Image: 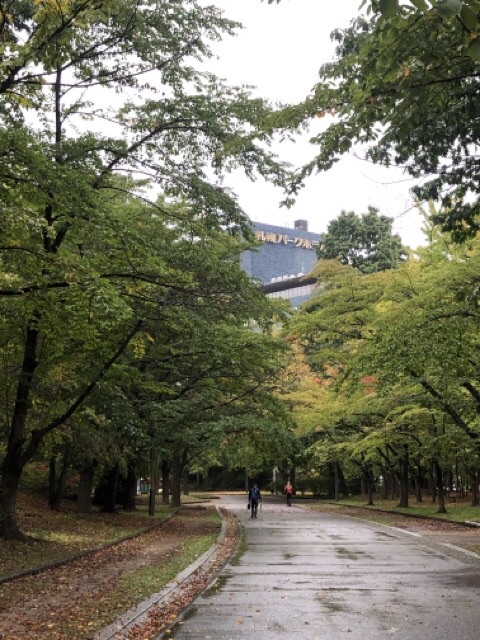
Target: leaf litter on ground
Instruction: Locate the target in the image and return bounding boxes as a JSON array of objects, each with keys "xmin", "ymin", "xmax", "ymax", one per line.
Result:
[{"xmin": 0, "ymin": 504, "xmax": 238, "ymax": 640}]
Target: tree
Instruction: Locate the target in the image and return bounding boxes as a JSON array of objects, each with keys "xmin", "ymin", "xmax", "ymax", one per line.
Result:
[
  {"xmin": 287, "ymin": 0, "xmax": 480, "ymax": 239},
  {"xmin": 368, "ymin": 0, "xmax": 480, "ymax": 41},
  {"xmin": 285, "ymin": 228, "xmax": 480, "ymax": 509},
  {"xmin": 317, "ymin": 207, "xmax": 407, "ymax": 273},
  {"xmin": 0, "ymin": 0, "xmax": 296, "ymax": 539}
]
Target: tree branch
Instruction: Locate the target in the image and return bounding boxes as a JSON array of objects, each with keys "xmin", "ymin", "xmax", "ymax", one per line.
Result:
[
  {"xmin": 410, "ymin": 370, "xmax": 479, "ymax": 441},
  {"xmin": 19, "ymin": 319, "xmax": 143, "ymax": 466}
]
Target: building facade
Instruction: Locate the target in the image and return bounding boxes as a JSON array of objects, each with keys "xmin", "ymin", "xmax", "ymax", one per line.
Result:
[{"xmin": 241, "ymin": 220, "xmax": 321, "ymax": 308}]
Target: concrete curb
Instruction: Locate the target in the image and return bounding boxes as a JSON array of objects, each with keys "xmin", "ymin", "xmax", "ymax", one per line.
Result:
[
  {"xmin": 94, "ymin": 506, "xmax": 236, "ymax": 640},
  {"xmin": 155, "ymin": 515, "xmax": 245, "ymax": 640}
]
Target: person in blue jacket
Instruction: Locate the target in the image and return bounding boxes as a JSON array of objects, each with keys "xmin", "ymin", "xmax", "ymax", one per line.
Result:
[{"xmin": 248, "ymin": 483, "xmax": 262, "ymax": 518}]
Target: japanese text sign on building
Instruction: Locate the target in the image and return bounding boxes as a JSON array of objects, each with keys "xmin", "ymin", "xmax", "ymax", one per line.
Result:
[{"xmin": 255, "ymin": 231, "xmax": 317, "ymax": 250}]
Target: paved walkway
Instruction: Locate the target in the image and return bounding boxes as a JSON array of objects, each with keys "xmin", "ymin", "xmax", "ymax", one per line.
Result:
[{"xmin": 162, "ymin": 495, "xmax": 480, "ymax": 640}]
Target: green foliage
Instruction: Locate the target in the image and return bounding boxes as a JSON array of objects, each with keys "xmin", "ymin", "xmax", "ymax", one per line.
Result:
[
  {"xmin": 0, "ymin": 0, "xmax": 299, "ymax": 537},
  {"xmin": 283, "ymin": 223, "xmax": 480, "ymax": 496},
  {"xmin": 288, "ymin": 0, "xmax": 480, "ymax": 238},
  {"xmin": 317, "ymin": 207, "xmax": 408, "ymax": 272}
]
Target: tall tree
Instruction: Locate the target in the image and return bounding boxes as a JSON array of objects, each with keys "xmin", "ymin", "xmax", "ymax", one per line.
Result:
[
  {"xmin": 318, "ymin": 207, "xmax": 407, "ymax": 273},
  {"xmin": 0, "ymin": 0, "xmax": 295, "ymax": 539},
  {"xmin": 287, "ymin": 0, "xmax": 480, "ymax": 238}
]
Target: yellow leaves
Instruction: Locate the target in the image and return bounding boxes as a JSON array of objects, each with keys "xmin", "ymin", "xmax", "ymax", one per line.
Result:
[
  {"xmin": 374, "ymin": 300, "xmax": 395, "ymax": 314},
  {"xmin": 33, "ymin": 0, "xmax": 74, "ymax": 9},
  {"xmin": 131, "ymin": 332, "xmax": 154, "ymax": 357},
  {"xmin": 132, "ymin": 335, "xmax": 146, "ymax": 359},
  {"xmin": 64, "ymin": 270, "xmax": 77, "ymax": 282},
  {"xmin": 395, "ymin": 67, "xmax": 410, "ymax": 81},
  {"xmin": 5, "ymin": 91, "xmax": 34, "ymax": 109},
  {"xmin": 0, "ymin": 10, "xmax": 13, "ymax": 23}
]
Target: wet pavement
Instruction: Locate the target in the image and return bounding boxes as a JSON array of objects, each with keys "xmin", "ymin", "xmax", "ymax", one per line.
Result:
[{"xmin": 162, "ymin": 495, "xmax": 480, "ymax": 640}]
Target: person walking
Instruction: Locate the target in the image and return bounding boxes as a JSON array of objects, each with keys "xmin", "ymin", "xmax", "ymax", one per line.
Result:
[
  {"xmin": 285, "ymin": 481, "xmax": 293, "ymax": 507},
  {"xmin": 248, "ymin": 483, "xmax": 262, "ymax": 518}
]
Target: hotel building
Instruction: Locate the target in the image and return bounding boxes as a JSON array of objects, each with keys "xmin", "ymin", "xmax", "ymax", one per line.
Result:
[{"xmin": 241, "ymin": 220, "xmax": 321, "ymax": 308}]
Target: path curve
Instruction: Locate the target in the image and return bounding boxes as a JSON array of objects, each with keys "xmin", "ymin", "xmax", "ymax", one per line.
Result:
[{"xmin": 163, "ymin": 494, "xmax": 480, "ymax": 640}]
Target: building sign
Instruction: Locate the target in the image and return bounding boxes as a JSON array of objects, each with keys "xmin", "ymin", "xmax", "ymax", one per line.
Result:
[{"xmin": 255, "ymin": 231, "xmax": 318, "ymax": 250}]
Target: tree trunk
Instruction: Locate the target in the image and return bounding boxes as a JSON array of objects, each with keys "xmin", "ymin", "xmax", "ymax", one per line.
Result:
[
  {"xmin": 362, "ymin": 469, "xmax": 374, "ymax": 505},
  {"xmin": 397, "ymin": 445, "xmax": 409, "ymax": 508},
  {"xmin": 171, "ymin": 451, "xmax": 182, "ymax": 508},
  {"xmin": 0, "ymin": 324, "xmax": 39, "ymax": 539},
  {"xmin": 181, "ymin": 449, "xmax": 189, "ymax": 496},
  {"xmin": 338, "ymin": 462, "xmax": 348, "ymax": 497},
  {"xmin": 182, "ymin": 464, "xmax": 190, "ymax": 496},
  {"xmin": 0, "ymin": 465, "xmax": 27, "ymax": 540},
  {"xmin": 50, "ymin": 443, "xmax": 72, "ymax": 511},
  {"xmin": 123, "ymin": 464, "xmax": 137, "ymax": 511},
  {"xmin": 391, "ymin": 470, "xmax": 398, "ymax": 500},
  {"xmin": 48, "ymin": 455, "xmax": 57, "ymax": 507},
  {"xmin": 334, "ymin": 461, "xmax": 340, "ymax": 501},
  {"xmin": 414, "ymin": 460, "xmax": 423, "ymax": 503},
  {"xmin": 360, "ymin": 474, "xmax": 367, "ymax": 501},
  {"xmin": 429, "ymin": 462, "xmax": 437, "ymax": 503},
  {"xmin": 471, "ymin": 472, "xmax": 479, "ymax": 507},
  {"xmin": 366, "ymin": 474, "xmax": 374, "ymax": 505},
  {"xmin": 435, "ymin": 460, "xmax": 447, "ymax": 514},
  {"xmin": 77, "ymin": 464, "xmax": 96, "ymax": 514},
  {"xmin": 161, "ymin": 459, "xmax": 170, "ymax": 505},
  {"xmin": 380, "ymin": 466, "xmax": 388, "ymax": 500},
  {"xmin": 149, "ymin": 448, "xmax": 157, "ymax": 517},
  {"xmin": 102, "ymin": 464, "xmax": 119, "ymax": 513}
]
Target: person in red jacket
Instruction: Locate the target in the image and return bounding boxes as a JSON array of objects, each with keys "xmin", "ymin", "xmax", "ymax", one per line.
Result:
[{"xmin": 285, "ymin": 481, "xmax": 293, "ymax": 507}]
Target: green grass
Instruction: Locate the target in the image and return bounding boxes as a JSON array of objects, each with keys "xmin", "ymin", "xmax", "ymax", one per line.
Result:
[
  {"xmin": 119, "ymin": 533, "xmax": 218, "ymax": 598},
  {"xmin": 317, "ymin": 497, "xmax": 480, "ymax": 523},
  {"xmin": 0, "ymin": 505, "xmax": 223, "ymax": 639},
  {"xmin": 187, "ymin": 492, "xmax": 220, "ymax": 501},
  {"xmin": 70, "ymin": 512, "xmax": 221, "ymax": 637}
]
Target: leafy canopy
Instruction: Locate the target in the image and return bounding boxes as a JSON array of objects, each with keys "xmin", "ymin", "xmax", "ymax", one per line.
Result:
[
  {"xmin": 285, "ymin": 0, "xmax": 480, "ymax": 239},
  {"xmin": 317, "ymin": 207, "xmax": 408, "ymax": 272}
]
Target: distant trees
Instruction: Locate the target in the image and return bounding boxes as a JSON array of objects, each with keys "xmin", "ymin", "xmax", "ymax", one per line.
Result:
[{"xmin": 317, "ymin": 207, "xmax": 407, "ymax": 273}]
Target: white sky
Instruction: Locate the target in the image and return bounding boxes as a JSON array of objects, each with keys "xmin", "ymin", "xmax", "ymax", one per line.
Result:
[{"xmin": 205, "ymin": 0, "xmax": 425, "ymax": 248}]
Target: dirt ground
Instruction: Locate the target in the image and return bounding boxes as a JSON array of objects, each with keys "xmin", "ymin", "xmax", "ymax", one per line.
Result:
[{"xmin": 0, "ymin": 506, "xmax": 236, "ymax": 640}]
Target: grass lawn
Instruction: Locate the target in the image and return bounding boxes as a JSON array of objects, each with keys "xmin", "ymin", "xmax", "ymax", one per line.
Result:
[
  {"xmin": 0, "ymin": 504, "xmax": 225, "ymax": 640},
  {"xmin": 0, "ymin": 492, "xmax": 176, "ymax": 578},
  {"xmin": 316, "ymin": 496, "xmax": 480, "ymax": 523}
]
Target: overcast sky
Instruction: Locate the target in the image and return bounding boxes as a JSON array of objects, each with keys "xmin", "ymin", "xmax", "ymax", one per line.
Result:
[{"xmin": 204, "ymin": 0, "xmax": 425, "ymax": 248}]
